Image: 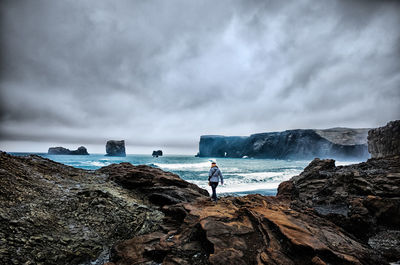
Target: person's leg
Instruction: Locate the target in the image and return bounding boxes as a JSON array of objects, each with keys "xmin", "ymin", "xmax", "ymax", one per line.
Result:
[{"xmin": 211, "ymin": 182, "xmax": 218, "ymax": 202}]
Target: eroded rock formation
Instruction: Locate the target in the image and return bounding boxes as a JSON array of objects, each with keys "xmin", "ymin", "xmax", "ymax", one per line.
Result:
[
  {"xmin": 109, "ymin": 195, "xmax": 383, "ymax": 265},
  {"xmin": 48, "ymin": 146, "xmax": 89, "ymax": 155},
  {"xmin": 277, "ymin": 120, "xmax": 400, "ymax": 263},
  {"xmin": 0, "ymin": 152, "xmax": 207, "ymax": 264},
  {"xmin": 106, "ymin": 140, "xmax": 126, "ymax": 157}
]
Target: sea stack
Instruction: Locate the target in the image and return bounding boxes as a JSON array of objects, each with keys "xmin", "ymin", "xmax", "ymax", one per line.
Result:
[
  {"xmin": 105, "ymin": 140, "xmax": 126, "ymax": 157},
  {"xmin": 48, "ymin": 146, "xmax": 89, "ymax": 155},
  {"xmin": 152, "ymin": 150, "xmax": 163, "ymax": 157}
]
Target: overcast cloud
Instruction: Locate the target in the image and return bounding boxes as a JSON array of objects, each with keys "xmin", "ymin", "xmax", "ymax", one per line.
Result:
[{"xmin": 1, "ymin": 0, "xmax": 399, "ymax": 153}]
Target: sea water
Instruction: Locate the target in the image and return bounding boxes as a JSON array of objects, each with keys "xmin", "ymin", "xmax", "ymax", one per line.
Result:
[{"xmin": 12, "ymin": 153, "xmax": 314, "ymax": 196}]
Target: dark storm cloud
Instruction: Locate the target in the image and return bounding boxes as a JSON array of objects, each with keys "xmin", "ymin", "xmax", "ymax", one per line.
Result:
[{"xmin": 1, "ymin": 0, "xmax": 400, "ymax": 152}]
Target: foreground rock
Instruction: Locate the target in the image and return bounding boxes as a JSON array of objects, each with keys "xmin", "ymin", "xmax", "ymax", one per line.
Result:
[
  {"xmin": 368, "ymin": 120, "xmax": 400, "ymax": 158},
  {"xmin": 278, "ymin": 157, "xmax": 400, "ymax": 261},
  {"xmin": 109, "ymin": 195, "xmax": 383, "ymax": 265},
  {"xmin": 278, "ymin": 120, "xmax": 400, "ymax": 262},
  {"xmin": 98, "ymin": 163, "xmax": 209, "ymax": 206},
  {"xmin": 0, "ymin": 152, "xmax": 207, "ymax": 264},
  {"xmin": 48, "ymin": 146, "xmax": 89, "ymax": 155},
  {"xmin": 106, "ymin": 140, "xmax": 126, "ymax": 156}
]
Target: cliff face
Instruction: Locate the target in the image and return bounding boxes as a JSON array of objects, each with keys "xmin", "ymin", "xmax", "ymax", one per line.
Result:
[
  {"xmin": 199, "ymin": 128, "xmax": 369, "ymax": 160},
  {"xmin": 368, "ymin": 120, "xmax": 400, "ymax": 158},
  {"xmin": 199, "ymin": 135, "xmax": 247, "ymax": 158}
]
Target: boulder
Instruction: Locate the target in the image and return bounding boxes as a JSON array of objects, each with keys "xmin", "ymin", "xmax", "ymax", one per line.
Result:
[
  {"xmin": 98, "ymin": 163, "xmax": 209, "ymax": 206},
  {"xmin": 48, "ymin": 146, "xmax": 89, "ymax": 155},
  {"xmin": 368, "ymin": 120, "xmax": 400, "ymax": 158},
  {"xmin": 106, "ymin": 140, "xmax": 126, "ymax": 157}
]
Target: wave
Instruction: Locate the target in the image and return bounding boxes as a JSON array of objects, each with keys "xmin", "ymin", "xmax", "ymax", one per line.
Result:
[
  {"xmin": 237, "ymin": 169, "xmax": 301, "ymax": 182},
  {"xmin": 186, "ymin": 169, "xmax": 301, "ymax": 194},
  {"xmin": 190, "ymin": 180, "xmax": 283, "ymax": 193},
  {"xmin": 153, "ymin": 161, "xmax": 212, "ymax": 171},
  {"xmin": 83, "ymin": 161, "xmax": 111, "ymax": 167},
  {"xmin": 336, "ymin": 161, "xmax": 361, "ymax": 166}
]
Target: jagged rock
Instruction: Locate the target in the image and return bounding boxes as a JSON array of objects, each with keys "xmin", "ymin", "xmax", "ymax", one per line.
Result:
[
  {"xmin": 98, "ymin": 163, "xmax": 209, "ymax": 206},
  {"xmin": 109, "ymin": 195, "xmax": 384, "ymax": 265},
  {"xmin": 199, "ymin": 128, "xmax": 369, "ymax": 160},
  {"xmin": 152, "ymin": 150, "xmax": 163, "ymax": 157},
  {"xmin": 0, "ymin": 152, "xmax": 163, "ymax": 265},
  {"xmin": 106, "ymin": 140, "xmax": 126, "ymax": 157},
  {"xmin": 48, "ymin": 146, "xmax": 89, "ymax": 155},
  {"xmin": 368, "ymin": 120, "xmax": 400, "ymax": 158},
  {"xmin": 277, "ymin": 156, "xmax": 400, "ymax": 262}
]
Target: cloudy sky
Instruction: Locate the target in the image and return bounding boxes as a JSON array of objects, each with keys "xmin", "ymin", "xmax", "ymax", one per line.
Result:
[{"xmin": 1, "ymin": 0, "xmax": 399, "ymax": 154}]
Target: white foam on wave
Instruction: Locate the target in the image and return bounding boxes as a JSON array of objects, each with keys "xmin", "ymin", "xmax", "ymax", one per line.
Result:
[
  {"xmin": 190, "ymin": 180, "xmax": 282, "ymax": 193},
  {"xmin": 237, "ymin": 169, "xmax": 300, "ymax": 182},
  {"xmin": 153, "ymin": 161, "xmax": 211, "ymax": 171},
  {"xmin": 336, "ymin": 161, "xmax": 361, "ymax": 166},
  {"xmin": 84, "ymin": 161, "xmax": 110, "ymax": 167},
  {"xmin": 187, "ymin": 169, "xmax": 301, "ymax": 194}
]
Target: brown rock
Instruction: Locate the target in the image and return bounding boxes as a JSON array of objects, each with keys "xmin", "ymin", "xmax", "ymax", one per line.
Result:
[
  {"xmin": 110, "ymin": 195, "xmax": 383, "ymax": 265},
  {"xmin": 277, "ymin": 155, "xmax": 400, "ymax": 262},
  {"xmin": 98, "ymin": 163, "xmax": 209, "ymax": 206}
]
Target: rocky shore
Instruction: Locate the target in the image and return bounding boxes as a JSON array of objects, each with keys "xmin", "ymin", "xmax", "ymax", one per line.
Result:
[{"xmin": 0, "ymin": 120, "xmax": 399, "ymax": 264}]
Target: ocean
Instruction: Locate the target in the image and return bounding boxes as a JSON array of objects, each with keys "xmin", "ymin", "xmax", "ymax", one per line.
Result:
[{"xmin": 11, "ymin": 153, "xmax": 353, "ymax": 196}]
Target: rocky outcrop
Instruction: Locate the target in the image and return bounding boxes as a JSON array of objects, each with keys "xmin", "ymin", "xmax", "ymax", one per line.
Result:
[
  {"xmin": 199, "ymin": 128, "xmax": 369, "ymax": 160},
  {"xmin": 98, "ymin": 163, "xmax": 208, "ymax": 206},
  {"xmin": 106, "ymin": 140, "xmax": 126, "ymax": 157},
  {"xmin": 109, "ymin": 195, "xmax": 383, "ymax": 265},
  {"xmin": 277, "ymin": 121, "xmax": 400, "ymax": 263},
  {"xmin": 152, "ymin": 150, "xmax": 163, "ymax": 157},
  {"xmin": 368, "ymin": 120, "xmax": 400, "ymax": 158},
  {"xmin": 48, "ymin": 146, "xmax": 89, "ymax": 155},
  {"xmin": 0, "ymin": 152, "xmax": 208, "ymax": 265}
]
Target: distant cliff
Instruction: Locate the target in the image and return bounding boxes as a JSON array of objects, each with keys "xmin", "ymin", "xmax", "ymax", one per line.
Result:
[{"xmin": 199, "ymin": 128, "xmax": 370, "ymax": 160}]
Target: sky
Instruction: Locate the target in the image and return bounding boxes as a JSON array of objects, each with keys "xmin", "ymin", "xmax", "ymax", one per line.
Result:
[{"xmin": 1, "ymin": 0, "xmax": 399, "ymax": 154}]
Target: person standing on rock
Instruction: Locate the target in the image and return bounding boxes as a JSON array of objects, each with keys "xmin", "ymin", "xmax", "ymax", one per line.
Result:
[{"xmin": 208, "ymin": 161, "xmax": 223, "ymax": 202}]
